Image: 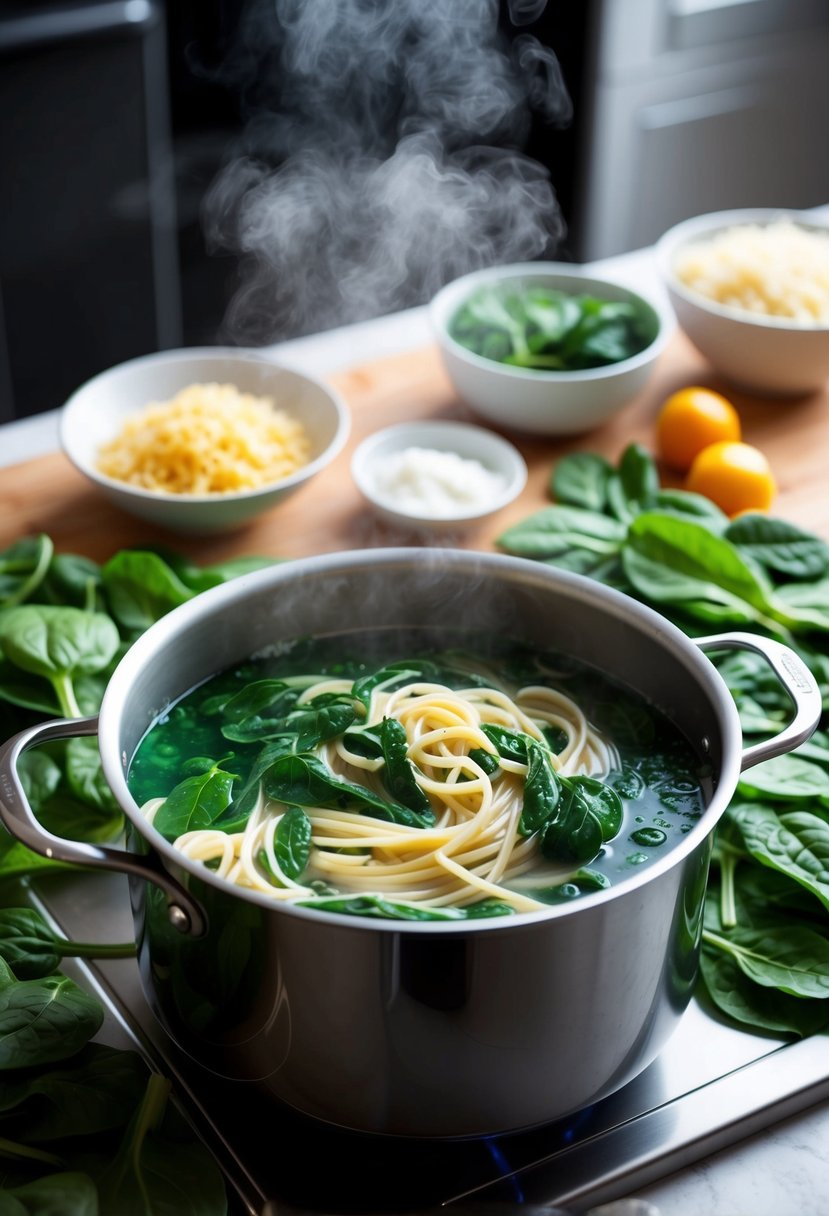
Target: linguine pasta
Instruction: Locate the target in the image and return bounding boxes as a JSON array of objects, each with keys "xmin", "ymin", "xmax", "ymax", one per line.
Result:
[{"xmin": 144, "ymin": 672, "xmax": 618, "ymax": 915}]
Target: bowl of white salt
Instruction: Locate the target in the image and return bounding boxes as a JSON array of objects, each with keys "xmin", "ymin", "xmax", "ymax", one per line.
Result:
[{"xmin": 350, "ymin": 420, "xmax": 527, "ymax": 532}]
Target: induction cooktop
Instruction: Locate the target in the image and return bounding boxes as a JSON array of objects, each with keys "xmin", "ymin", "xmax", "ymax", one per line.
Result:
[{"xmin": 32, "ymin": 871, "xmax": 829, "ymax": 1216}]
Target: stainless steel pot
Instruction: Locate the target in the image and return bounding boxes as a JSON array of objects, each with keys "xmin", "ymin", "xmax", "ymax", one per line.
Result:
[{"xmin": 0, "ymin": 549, "xmax": 820, "ymax": 1138}]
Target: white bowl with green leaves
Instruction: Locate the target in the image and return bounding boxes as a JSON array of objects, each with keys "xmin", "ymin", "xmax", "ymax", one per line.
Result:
[{"xmin": 430, "ymin": 262, "xmax": 674, "ymax": 436}]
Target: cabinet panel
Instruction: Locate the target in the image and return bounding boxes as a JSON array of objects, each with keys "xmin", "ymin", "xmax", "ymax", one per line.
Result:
[{"xmin": 578, "ymin": 32, "xmax": 829, "ymax": 259}]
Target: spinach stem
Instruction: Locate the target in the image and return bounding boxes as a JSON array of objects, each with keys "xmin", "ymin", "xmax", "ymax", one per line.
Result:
[
  {"xmin": 701, "ymin": 928, "xmax": 735, "ymax": 957},
  {"xmin": 57, "ymin": 939, "xmax": 137, "ymax": 960},
  {"xmin": 131, "ymin": 1073, "xmax": 172, "ymax": 1160},
  {"xmin": 52, "ymin": 672, "xmax": 81, "ymax": 719},
  {"xmin": 106, "ymin": 1073, "xmax": 172, "ymax": 1197},
  {"xmin": 0, "ymin": 1135, "xmax": 64, "ymax": 1167},
  {"xmin": 719, "ymin": 850, "xmax": 739, "ymax": 929}
]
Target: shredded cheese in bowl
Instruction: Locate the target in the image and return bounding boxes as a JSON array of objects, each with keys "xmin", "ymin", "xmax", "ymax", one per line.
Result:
[
  {"xmin": 673, "ymin": 219, "xmax": 829, "ymax": 324},
  {"xmin": 96, "ymin": 382, "xmax": 312, "ymax": 495}
]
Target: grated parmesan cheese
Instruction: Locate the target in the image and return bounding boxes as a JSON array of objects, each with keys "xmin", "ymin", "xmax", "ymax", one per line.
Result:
[
  {"xmin": 674, "ymin": 219, "xmax": 829, "ymax": 324},
  {"xmin": 371, "ymin": 446, "xmax": 507, "ymax": 518},
  {"xmin": 96, "ymin": 382, "xmax": 311, "ymax": 495}
]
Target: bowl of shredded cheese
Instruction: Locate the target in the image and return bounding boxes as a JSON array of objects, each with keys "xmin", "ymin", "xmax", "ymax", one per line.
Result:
[
  {"xmin": 351, "ymin": 419, "xmax": 527, "ymax": 531},
  {"xmin": 60, "ymin": 347, "xmax": 350, "ymax": 532},
  {"xmin": 656, "ymin": 207, "xmax": 829, "ymax": 395}
]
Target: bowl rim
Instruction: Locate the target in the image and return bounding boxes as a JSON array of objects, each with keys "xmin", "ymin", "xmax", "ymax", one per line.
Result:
[
  {"xmin": 429, "ymin": 260, "xmax": 674, "ymax": 383},
  {"xmin": 654, "ymin": 207, "xmax": 829, "ymax": 334},
  {"xmin": 59, "ymin": 345, "xmax": 351, "ymax": 504},
  {"xmin": 350, "ymin": 418, "xmax": 528, "ymax": 524}
]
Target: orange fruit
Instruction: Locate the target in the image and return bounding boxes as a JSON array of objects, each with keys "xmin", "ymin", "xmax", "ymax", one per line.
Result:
[
  {"xmin": 656, "ymin": 387, "xmax": 741, "ymax": 472},
  {"xmin": 685, "ymin": 441, "xmax": 777, "ymax": 517}
]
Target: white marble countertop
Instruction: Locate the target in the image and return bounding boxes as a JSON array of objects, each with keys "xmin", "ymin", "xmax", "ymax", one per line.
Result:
[{"xmin": 2, "ymin": 237, "xmax": 829, "ymax": 1216}]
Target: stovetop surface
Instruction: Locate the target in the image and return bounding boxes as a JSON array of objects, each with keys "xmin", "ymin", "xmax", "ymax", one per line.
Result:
[{"xmin": 33, "ymin": 872, "xmax": 829, "ymax": 1216}]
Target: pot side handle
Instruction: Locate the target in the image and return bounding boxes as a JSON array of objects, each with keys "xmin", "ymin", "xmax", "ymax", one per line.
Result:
[
  {"xmin": 0, "ymin": 716, "xmax": 206, "ymax": 936},
  {"xmin": 695, "ymin": 631, "xmax": 822, "ymax": 772}
]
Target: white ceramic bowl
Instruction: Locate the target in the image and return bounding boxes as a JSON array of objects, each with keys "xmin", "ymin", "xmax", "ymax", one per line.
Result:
[
  {"xmin": 429, "ymin": 262, "xmax": 673, "ymax": 436},
  {"xmin": 350, "ymin": 420, "xmax": 527, "ymax": 532},
  {"xmin": 60, "ymin": 347, "xmax": 350, "ymax": 533},
  {"xmin": 655, "ymin": 208, "xmax": 829, "ymax": 396}
]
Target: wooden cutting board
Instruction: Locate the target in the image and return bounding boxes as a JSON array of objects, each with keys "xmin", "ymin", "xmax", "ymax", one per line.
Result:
[{"xmin": 2, "ymin": 333, "xmax": 829, "ymax": 564}]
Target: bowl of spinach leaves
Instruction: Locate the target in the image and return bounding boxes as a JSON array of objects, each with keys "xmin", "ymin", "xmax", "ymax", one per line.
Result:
[{"xmin": 430, "ymin": 262, "xmax": 673, "ymax": 436}]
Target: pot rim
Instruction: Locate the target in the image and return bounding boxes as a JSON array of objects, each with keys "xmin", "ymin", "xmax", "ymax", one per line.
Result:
[{"xmin": 99, "ymin": 547, "xmax": 743, "ymax": 933}]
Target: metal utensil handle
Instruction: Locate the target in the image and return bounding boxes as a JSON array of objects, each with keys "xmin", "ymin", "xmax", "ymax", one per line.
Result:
[
  {"xmin": 695, "ymin": 631, "xmax": 822, "ymax": 771},
  {"xmin": 0, "ymin": 716, "xmax": 206, "ymax": 936}
]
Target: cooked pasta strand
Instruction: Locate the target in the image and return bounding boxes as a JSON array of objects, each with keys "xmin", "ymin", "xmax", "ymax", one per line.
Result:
[{"xmin": 147, "ymin": 669, "xmax": 616, "ymax": 913}]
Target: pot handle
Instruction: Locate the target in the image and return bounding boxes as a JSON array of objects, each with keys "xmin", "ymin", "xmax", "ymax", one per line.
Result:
[
  {"xmin": 694, "ymin": 631, "xmax": 822, "ymax": 772},
  {"xmin": 0, "ymin": 716, "xmax": 206, "ymax": 936}
]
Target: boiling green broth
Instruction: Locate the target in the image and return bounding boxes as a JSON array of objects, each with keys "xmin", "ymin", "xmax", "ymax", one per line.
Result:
[{"xmin": 128, "ymin": 629, "xmax": 709, "ymax": 916}]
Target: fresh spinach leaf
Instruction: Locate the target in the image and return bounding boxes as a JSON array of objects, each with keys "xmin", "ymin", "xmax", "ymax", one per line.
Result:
[
  {"xmin": 17, "ymin": 752, "xmax": 62, "ymax": 815},
  {"xmin": 64, "ymin": 737, "xmax": 119, "ymax": 813},
  {"xmin": 622, "ymin": 513, "xmax": 780, "ymax": 628},
  {"xmin": 94, "ymin": 1074, "xmax": 227, "ymax": 1216},
  {"xmin": 0, "ymin": 606, "xmax": 119, "ymax": 719},
  {"xmin": 725, "ymin": 513, "xmax": 829, "ymax": 580},
  {"xmin": 448, "ymin": 284, "xmax": 654, "ymax": 371},
  {"xmin": 0, "ymin": 909, "xmax": 134, "ymax": 980},
  {"xmin": 0, "ymin": 1043, "xmax": 147, "ymax": 1142},
  {"xmin": 0, "ymin": 958, "xmax": 103, "ymax": 1070},
  {"xmin": 150, "ymin": 549, "xmax": 276, "ymax": 595},
  {"xmin": 699, "ymin": 948, "xmax": 829, "ymax": 1038},
  {"xmin": 40, "ymin": 554, "xmax": 102, "ymax": 613},
  {"xmin": 0, "ymin": 1171, "xmax": 98, "ymax": 1215},
  {"xmin": 549, "ymin": 452, "xmax": 614, "ymax": 513},
  {"xmin": 100, "ymin": 551, "xmax": 194, "ymax": 636},
  {"xmin": 653, "ymin": 488, "xmax": 729, "ymax": 525},
  {"xmin": 737, "ymin": 753, "xmax": 829, "ymax": 803},
  {"xmin": 0, "ymin": 536, "xmax": 54, "ymax": 609},
  {"xmin": 702, "ymin": 923, "xmax": 829, "ymax": 998},
  {"xmin": 606, "ymin": 442, "xmax": 659, "ymax": 523},
  {"xmin": 731, "ymin": 804, "xmax": 829, "ymax": 912},
  {"xmin": 497, "ymin": 505, "xmax": 625, "ymax": 562}
]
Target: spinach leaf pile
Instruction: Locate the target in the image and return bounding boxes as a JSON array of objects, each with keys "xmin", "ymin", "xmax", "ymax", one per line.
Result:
[
  {"xmin": 448, "ymin": 284, "xmax": 656, "ymax": 370},
  {"xmin": 0, "ymin": 535, "xmax": 276, "ymax": 1211},
  {"xmin": 498, "ymin": 443, "xmax": 829, "ymax": 1038},
  {"xmin": 0, "ymin": 535, "xmax": 276, "ymax": 867},
  {"xmin": 0, "ymin": 906, "xmax": 227, "ymax": 1212}
]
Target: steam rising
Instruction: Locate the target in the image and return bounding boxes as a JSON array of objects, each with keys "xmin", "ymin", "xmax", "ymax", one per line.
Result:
[{"xmin": 203, "ymin": 0, "xmax": 571, "ymax": 343}]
